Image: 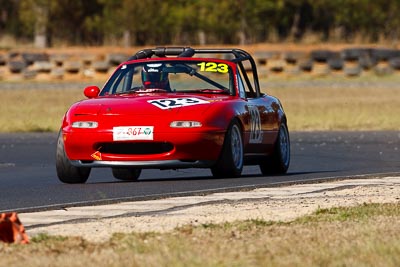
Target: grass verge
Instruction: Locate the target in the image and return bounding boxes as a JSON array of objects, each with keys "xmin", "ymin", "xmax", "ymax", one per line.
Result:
[
  {"xmin": 1, "ymin": 77, "xmax": 400, "ymax": 132},
  {"xmin": 266, "ymin": 78, "xmax": 400, "ymax": 131},
  {"xmin": 1, "ymin": 203, "xmax": 399, "ymax": 266}
]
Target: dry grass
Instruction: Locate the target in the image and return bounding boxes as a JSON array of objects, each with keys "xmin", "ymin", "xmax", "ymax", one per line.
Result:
[
  {"xmin": 0, "ymin": 77, "xmax": 399, "ymax": 132},
  {"xmin": 0, "ymin": 87, "xmax": 84, "ymax": 132},
  {"xmin": 269, "ymin": 85, "xmax": 400, "ymax": 131},
  {"xmin": 1, "ymin": 203, "xmax": 399, "ymax": 267},
  {"xmin": 265, "ymin": 76, "xmax": 400, "ymax": 131}
]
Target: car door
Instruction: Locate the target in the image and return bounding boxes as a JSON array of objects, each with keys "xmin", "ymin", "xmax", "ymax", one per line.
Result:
[{"xmin": 237, "ymin": 71, "xmax": 277, "ymax": 153}]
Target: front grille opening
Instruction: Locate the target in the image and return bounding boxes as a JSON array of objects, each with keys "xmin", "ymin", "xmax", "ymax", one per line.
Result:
[{"xmin": 98, "ymin": 142, "xmax": 174, "ymax": 155}]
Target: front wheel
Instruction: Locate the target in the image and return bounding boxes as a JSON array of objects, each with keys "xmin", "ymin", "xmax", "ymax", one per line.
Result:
[
  {"xmin": 260, "ymin": 123, "xmax": 290, "ymax": 175},
  {"xmin": 112, "ymin": 168, "xmax": 142, "ymax": 181},
  {"xmin": 211, "ymin": 120, "xmax": 243, "ymax": 178},
  {"xmin": 56, "ymin": 132, "xmax": 91, "ymax": 184}
]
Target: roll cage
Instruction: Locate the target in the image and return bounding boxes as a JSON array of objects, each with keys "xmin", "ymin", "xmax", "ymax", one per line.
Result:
[{"xmin": 127, "ymin": 47, "xmax": 261, "ymax": 98}]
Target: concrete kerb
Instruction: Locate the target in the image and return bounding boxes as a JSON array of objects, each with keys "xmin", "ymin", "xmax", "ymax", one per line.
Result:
[{"xmin": 18, "ymin": 173, "xmax": 400, "ymax": 231}]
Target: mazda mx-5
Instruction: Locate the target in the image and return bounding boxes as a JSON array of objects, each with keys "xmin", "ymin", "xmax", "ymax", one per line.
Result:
[{"xmin": 56, "ymin": 47, "xmax": 290, "ymax": 183}]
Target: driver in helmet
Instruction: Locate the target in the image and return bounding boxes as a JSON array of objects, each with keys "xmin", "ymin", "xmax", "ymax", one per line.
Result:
[{"xmin": 141, "ymin": 63, "xmax": 171, "ymax": 91}]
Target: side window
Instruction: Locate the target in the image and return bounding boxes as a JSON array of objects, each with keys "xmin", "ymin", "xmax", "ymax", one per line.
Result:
[
  {"xmin": 237, "ymin": 65, "xmax": 256, "ymax": 98},
  {"xmin": 237, "ymin": 73, "xmax": 246, "ymax": 98}
]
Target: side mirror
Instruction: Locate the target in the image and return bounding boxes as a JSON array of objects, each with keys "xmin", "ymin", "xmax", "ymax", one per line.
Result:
[{"xmin": 84, "ymin": 86, "xmax": 100, "ymax": 98}]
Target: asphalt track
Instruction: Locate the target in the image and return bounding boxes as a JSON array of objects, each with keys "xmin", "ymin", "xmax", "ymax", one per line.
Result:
[{"xmin": 0, "ymin": 131, "xmax": 399, "ymax": 213}]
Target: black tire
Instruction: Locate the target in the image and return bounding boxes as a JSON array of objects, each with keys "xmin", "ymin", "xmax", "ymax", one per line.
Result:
[
  {"xmin": 358, "ymin": 55, "xmax": 377, "ymax": 70},
  {"xmin": 260, "ymin": 123, "xmax": 290, "ymax": 175},
  {"xmin": 112, "ymin": 168, "xmax": 141, "ymax": 181},
  {"xmin": 107, "ymin": 53, "xmax": 129, "ymax": 66},
  {"xmin": 298, "ymin": 59, "xmax": 313, "ymax": 72},
  {"xmin": 0, "ymin": 54, "xmax": 6, "ymax": 65},
  {"xmin": 341, "ymin": 48, "xmax": 368, "ymax": 61},
  {"xmin": 283, "ymin": 51, "xmax": 306, "ymax": 64},
  {"xmin": 370, "ymin": 48, "xmax": 400, "ymax": 61},
  {"xmin": 211, "ymin": 120, "xmax": 243, "ymax": 178},
  {"xmin": 92, "ymin": 61, "xmax": 110, "ymax": 73},
  {"xmin": 56, "ymin": 132, "xmax": 91, "ymax": 184},
  {"xmin": 22, "ymin": 52, "xmax": 49, "ymax": 64},
  {"xmin": 327, "ymin": 57, "xmax": 344, "ymax": 70},
  {"xmin": 311, "ymin": 49, "xmax": 334, "ymax": 62},
  {"xmin": 9, "ymin": 61, "xmax": 26, "ymax": 73},
  {"xmin": 343, "ymin": 66, "xmax": 362, "ymax": 77},
  {"xmin": 389, "ymin": 57, "xmax": 400, "ymax": 70}
]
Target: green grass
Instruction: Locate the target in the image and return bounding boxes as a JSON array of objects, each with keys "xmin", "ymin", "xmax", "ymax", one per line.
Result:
[{"xmin": 1, "ymin": 203, "xmax": 399, "ymax": 267}]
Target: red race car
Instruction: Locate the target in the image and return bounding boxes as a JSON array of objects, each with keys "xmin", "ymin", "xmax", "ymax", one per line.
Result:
[{"xmin": 56, "ymin": 47, "xmax": 290, "ymax": 183}]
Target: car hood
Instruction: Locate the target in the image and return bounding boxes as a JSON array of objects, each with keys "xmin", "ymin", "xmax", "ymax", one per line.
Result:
[{"xmin": 72, "ymin": 93, "xmax": 232, "ymax": 116}]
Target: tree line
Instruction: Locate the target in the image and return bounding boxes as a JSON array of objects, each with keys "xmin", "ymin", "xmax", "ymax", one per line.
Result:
[{"xmin": 0, "ymin": 0, "xmax": 399, "ymax": 48}]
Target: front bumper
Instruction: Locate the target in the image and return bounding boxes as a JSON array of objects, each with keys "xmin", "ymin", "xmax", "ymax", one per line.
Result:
[
  {"xmin": 70, "ymin": 159, "xmax": 215, "ymax": 168},
  {"xmin": 63, "ymin": 129, "xmax": 225, "ymax": 164}
]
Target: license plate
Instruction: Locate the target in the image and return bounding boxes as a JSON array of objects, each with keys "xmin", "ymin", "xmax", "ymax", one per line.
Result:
[{"xmin": 113, "ymin": 126, "xmax": 154, "ymax": 141}]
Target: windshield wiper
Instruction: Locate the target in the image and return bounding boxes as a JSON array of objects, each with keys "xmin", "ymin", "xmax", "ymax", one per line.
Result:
[
  {"xmin": 134, "ymin": 88, "xmax": 168, "ymax": 93},
  {"xmin": 116, "ymin": 88, "xmax": 168, "ymax": 95},
  {"xmin": 196, "ymin": 89, "xmax": 229, "ymax": 94}
]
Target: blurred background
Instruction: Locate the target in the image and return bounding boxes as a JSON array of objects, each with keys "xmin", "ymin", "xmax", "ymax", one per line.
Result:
[
  {"xmin": 2, "ymin": 0, "xmax": 400, "ymax": 81},
  {"xmin": 0, "ymin": 0, "xmax": 399, "ymax": 132},
  {"xmin": 1, "ymin": 0, "xmax": 400, "ymax": 47}
]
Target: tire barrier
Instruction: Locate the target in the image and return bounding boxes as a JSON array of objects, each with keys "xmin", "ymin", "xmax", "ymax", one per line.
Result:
[
  {"xmin": 370, "ymin": 48, "xmax": 400, "ymax": 61},
  {"xmin": 21, "ymin": 52, "xmax": 49, "ymax": 65},
  {"xmin": 311, "ymin": 49, "xmax": 336, "ymax": 62},
  {"xmin": 283, "ymin": 51, "xmax": 307, "ymax": 64},
  {"xmin": 341, "ymin": 48, "xmax": 374, "ymax": 62},
  {"xmin": 327, "ymin": 57, "xmax": 344, "ymax": 70},
  {"xmin": 0, "ymin": 54, "xmax": 6, "ymax": 65},
  {"xmin": 298, "ymin": 59, "xmax": 313, "ymax": 72},
  {"xmin": 8, "ymin": 60, "xmax": 26, "ymax": 73},
  {"xmin": 2, "ymin": 47, "xmax": 400, "ymax": 81},
  {"xmin": 343, "ymin": 65, "xmax": 362, "ymax": 77},
  {"xmin": 92, "ymin": 61, "xmax": 111, "ymax": 73},
  {"xmin": 358, "ymin": 55, "xmax": 377, "ymax": 70},
  {"xmin": 389, "ymin": 57, "xmax": 400, "ymax": 70},
  {"xmin": 106, "ymin": 53, "xmax": 130, "ymax": 66}
]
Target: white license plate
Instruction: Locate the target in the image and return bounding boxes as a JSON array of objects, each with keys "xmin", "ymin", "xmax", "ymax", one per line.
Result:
[{"xmin": 113, "ymin": 126, "xmax": 154, "ymax": 141}]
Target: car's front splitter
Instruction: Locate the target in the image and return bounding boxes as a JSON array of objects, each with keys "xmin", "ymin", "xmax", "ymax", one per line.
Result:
[{"xmin": 70, "ymin": 159, "xmax": 215, "ymax": 169}]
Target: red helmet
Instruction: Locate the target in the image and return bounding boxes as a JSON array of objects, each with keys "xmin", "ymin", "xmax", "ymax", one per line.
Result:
[{"xmin": 141, "ymin": 63, "xmax": 169, "ymax": 89}]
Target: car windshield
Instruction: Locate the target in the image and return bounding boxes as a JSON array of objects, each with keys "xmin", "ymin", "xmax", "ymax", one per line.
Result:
[{"xmin": 100, "ymin": 59, "xmax": 234, "ymax": 96}]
